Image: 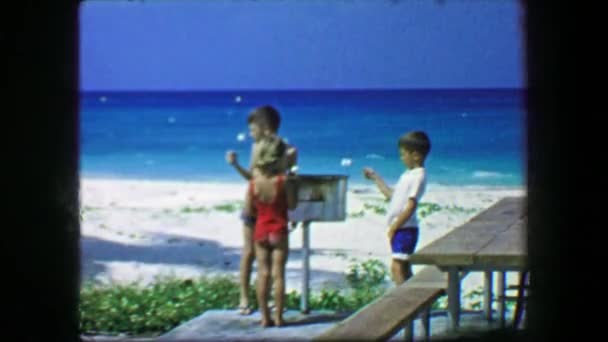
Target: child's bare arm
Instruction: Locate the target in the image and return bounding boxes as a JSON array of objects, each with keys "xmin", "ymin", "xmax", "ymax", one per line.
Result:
[
  {"xmin": 226, "ymin": 150, "xmax": 253, "ymax": 180},
  {"xmin": 387, "ymin": 198, "xmax": 417, "ymax": 240},
  {"xmin": 285, "ymin": 175, "xmax": 299, "ymax": 210},
  {"xmin": 363, "ymin": 167, "xmax": 393, "ymax": 200},
  {"xmin": 285, "ymin": 145, "xmax": 298, "ymax": 174},
  {"xmin": 245, "ymin": 181, "xmax": 255, "ymax": 217}
]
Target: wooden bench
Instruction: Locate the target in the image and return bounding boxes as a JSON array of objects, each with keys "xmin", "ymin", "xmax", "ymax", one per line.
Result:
[{"xmin": 314, "ymin": 266, "xmax": 451, "ymax": 342}]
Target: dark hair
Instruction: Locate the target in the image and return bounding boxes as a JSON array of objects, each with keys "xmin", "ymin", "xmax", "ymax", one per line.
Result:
[
  {"xmin": 247, "ymin": 105, "xmax": 281, "ymax": 132},
  {"xmin": 398, "ymin": 131, "xmax": 431, "ymax": 156}
]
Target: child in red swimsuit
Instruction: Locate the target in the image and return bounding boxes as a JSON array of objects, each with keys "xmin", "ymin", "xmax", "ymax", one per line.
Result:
[{"xmin": 246, "ymin": 136, "xmax": 298, "ymax": 327}]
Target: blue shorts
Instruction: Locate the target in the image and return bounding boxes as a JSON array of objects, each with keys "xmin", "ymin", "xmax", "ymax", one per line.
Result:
[
  {"xmin": 391, "ymin": 227, "xmax": 419, "ymax": 260},
  {"xmin": 240, "ymin": 212, "xmax": 256, "ymax": 227}
]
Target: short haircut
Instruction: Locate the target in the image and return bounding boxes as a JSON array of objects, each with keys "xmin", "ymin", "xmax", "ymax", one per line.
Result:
[
  {"xmin": 247, "ymin": 105, "xmax": 281, "ymax": 132},
  {"xmin": 398, "ymin": 131, "xmax": 431, "ymax": 157}
]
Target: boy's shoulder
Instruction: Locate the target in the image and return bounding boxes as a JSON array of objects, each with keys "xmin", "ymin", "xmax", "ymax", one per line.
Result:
[
  {"xmin": 268, "ymin": 134, "xmax": 295, "ymax": 151},
  {"xmin": 272, "ymin": 134, "xmax": 292, "ymax": 147},
  {"xmin": 401, "ymin": 167, "xmax": 426, "ymax": 181},
  {"xmin": 410, "ymin": 167, "xmax": 426, "ymax": 176},
  {"xmin": 408, "ymin": 167, "xmax": 425, "ymax": 174}
]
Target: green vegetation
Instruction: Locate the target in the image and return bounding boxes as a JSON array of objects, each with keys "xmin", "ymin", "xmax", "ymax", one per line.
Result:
[
  {"xmin": 348, "ymin": 210, "xmax": 365, "ymax": 218},
  {"xmin": 80, "ymin": 276, "xmax": 243, "ymax": 336},
  {"xmin": 434, "ymin": 285, "xmax": 518, "ymax": 312},
  {"xmin": 363, "ymin": 202, "xmax": 387, "ymax": 215},
  {"xmin": 417, "ymin": 202, "xmax": 442, "ymax": 218},
  {"xmin": 179, "ymin": 206, "xmax": 210, "ymax": 214},
  {"xmin": 178, "ymin": 201, "xmax": 243, "ymax": 214},
  {"xmin": 212, "ymin": 201, "xmax": 243, "ymax": 213},
  {"xmin": 79, "ymin": 259, "xmax": 389, "ymax": 336},
  {"xmin": 442, "ymin": 205, "xmax": 480, "ymax": 215},
  {"xmin": 348, "ymin": 201, "xmax": 469, "ymax": 219},
  {"xmin": 463, "ymin": 286, "xmax": 484, "ymax": 310},
  {"xmin": 79, "ymin": 259, "xmax": 494, "ymax": 337}
]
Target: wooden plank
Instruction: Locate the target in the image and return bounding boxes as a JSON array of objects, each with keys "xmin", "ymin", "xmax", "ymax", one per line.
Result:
[
  {"xmin": 314, "ymin": 266, "xmax": 446, "ymax": 341},
  {"xmin": 406, "ymin": 266, "xmax": 448, "ymax": 289},
  {"xmin": 474, "ymin": 220, "xmax": 527, "ymax": 269},
  {"xmin": 314, "ymin": 287, "xmax": 444, "ymax": 341},
  {"xmin": 410, "ymin": 196, "xmax": 524, "ymax": 267},
  {"xmin": 468, "ymin": 196, "xmax": 525, "ymax": 223},
  {"xmin": 410, "ymin": 220, "xmax": 514, "ymax": 266}
]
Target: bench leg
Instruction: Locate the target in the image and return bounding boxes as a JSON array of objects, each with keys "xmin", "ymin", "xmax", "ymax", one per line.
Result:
[
  {"xmin": 512, "ymin": 271, "xmax": 528, "ymax": 329},
  {"xmin": 404, "ymin": 320, "xmax": 414, "ymax": 342},
  {"xmin": 497, "ymin": 271, "xmax": 506, "ymax": 328},
  {"xmin": 447, "ymin": 267, "xmax": 461, "ymax": 332},
  {"xmin": 422, "ymin": 307, "xmax": 431, "ymax": 342},
  {"xmin": 483, "ymin": 271, "xmax": 493, "ymax": 322}
]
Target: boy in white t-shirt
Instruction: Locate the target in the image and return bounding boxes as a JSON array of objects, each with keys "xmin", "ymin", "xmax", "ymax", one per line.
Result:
[{"xmin": 363, "ymin": 131, "xmax": 431, "ymax": 285}]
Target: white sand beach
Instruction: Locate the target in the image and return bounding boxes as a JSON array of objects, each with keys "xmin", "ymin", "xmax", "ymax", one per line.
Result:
[{"xmin": 79, "ymin": 177, "xmax": 525, "ymax": 308}]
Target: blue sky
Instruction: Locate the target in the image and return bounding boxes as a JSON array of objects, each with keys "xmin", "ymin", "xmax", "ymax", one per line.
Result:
[{"xmin": 79, "ymin": 0, "xmax": 524, "ymax": 91}]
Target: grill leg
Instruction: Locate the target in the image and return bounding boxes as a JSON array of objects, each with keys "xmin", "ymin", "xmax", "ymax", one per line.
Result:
[{"xmin": 300, "ymin": 221, "xmax": 311, "ymax": 314}]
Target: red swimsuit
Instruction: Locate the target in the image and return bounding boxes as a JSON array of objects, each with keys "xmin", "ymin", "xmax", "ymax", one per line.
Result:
[{"xmin": 250, "ymin": 175, "xmax": 288, "ymax": 243}]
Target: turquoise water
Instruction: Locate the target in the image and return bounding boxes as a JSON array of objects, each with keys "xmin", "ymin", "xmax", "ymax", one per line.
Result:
[{"xmin": 80, "ymin": 89, "xmax": 525, "ymax": 186}]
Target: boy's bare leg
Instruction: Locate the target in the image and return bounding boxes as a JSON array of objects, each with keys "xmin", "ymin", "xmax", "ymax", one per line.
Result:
[
  {"xmin": 391, "ymin": 259, "xmax": 413, "ymax": 285},
  {"xmin": 270, "ymin": 236, "xmax": 289, "ymax": 326},
  {"xmin": 255, "ymin": 242, "xmax": 272, "ymax": 327},
  {"xmin": 239, "ymin": 224, "xmax": 255, "ymax": 312}
]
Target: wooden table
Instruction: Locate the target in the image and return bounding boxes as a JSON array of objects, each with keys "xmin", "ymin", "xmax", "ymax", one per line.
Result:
[{"xmin": 408, "ymin": 196, "xmax": 527, "ymax": 331}]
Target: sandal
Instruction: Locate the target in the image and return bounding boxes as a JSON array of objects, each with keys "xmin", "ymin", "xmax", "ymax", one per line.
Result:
[
  {"xmin": 268, "ymin": 302, "xmax": 287, "ymax": 312},
  {"xmin": 238, "ymin": 305, "xmax": 254, "ymax": 315}
]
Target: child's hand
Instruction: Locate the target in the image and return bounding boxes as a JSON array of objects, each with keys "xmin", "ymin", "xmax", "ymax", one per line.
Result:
[
  {"xmin": 226, "ymin": 150, "xmax": 238, "ymax": 165},
  {"xmin": 286, "ymin": 147, "xmax": 298, "ymax": 167},
  {"xmin": 363, "ymin": 167, "xmax": 377, "ymax": 180}
]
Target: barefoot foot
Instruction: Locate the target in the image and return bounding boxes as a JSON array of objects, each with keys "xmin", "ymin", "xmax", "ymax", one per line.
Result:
[
  {"xmin": 260, "ymin": 319, "xmax": 275, "ymax": 328},
  {"xmin": 273, "ymin": 316, "xmax": 285, "ymax": 327}
]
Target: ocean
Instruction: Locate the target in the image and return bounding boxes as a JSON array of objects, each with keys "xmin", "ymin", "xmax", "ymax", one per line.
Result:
[{"xmin": 79, "ymin": 89, "xmax": 526, "ymax": 187}]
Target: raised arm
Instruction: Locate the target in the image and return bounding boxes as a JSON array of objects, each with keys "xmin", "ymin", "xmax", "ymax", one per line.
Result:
[
  {"xmin": 285, "ymin": 175, "xmax": 299, "ymax": 210},
  {"xmin": 285, "ymin": 145, "xmax": 298, "ymax": 174},
  {"xmin": 226, "ymin": 150, "xmax": 253, "ymax": 180},
  {"xmin": 363, "ymin": 167, "xmax": 393, "ymax": 200}
]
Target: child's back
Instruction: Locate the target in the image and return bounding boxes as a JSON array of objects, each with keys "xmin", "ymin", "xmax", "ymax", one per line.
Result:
[
  {"xmin": 247, "ymin": 135, "xmax": 298, "ymax": 328},
  {"xmin": 250, "ymin": 172, "xmax": 289, "ymax": 245}
]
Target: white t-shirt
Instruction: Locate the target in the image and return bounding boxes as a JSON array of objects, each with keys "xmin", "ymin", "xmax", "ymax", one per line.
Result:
[{"xmin": 386, "ymin": 167, "xmax": 426, "ymax": 229}]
